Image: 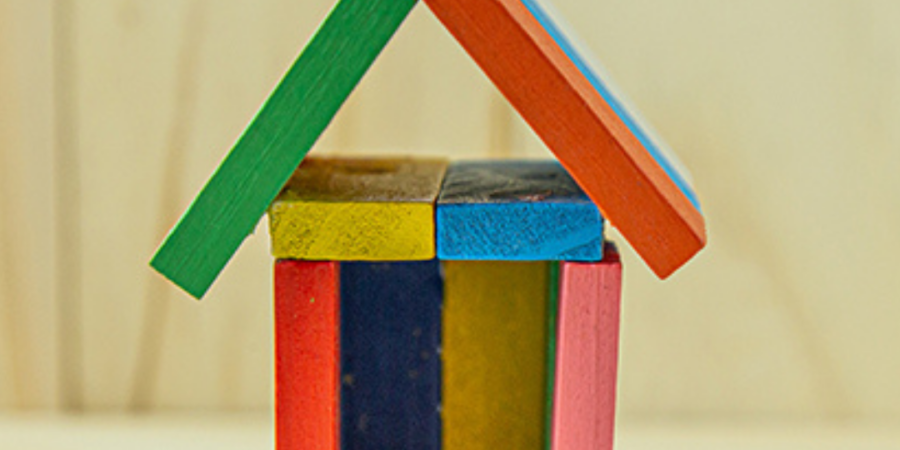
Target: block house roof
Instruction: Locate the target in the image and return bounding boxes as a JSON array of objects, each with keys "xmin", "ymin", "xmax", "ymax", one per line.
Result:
[{"xmin": 151, "ymin": 0, "xmax": 706, "ymax": 299}]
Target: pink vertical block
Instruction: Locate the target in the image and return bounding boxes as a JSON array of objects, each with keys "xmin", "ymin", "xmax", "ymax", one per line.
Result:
[{"xmin": 553, "ymin": 244, "xmax": 623, "ymax": 450}]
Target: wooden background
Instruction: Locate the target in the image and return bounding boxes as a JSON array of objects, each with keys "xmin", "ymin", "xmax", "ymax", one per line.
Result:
[{"xmin": 2, "ymin": 0, "xmax": 900, "ymax": 423}]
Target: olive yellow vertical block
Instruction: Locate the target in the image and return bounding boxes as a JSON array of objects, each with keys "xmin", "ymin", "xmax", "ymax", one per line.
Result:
[
  {"xmin": 268, "ymin": 157, "xmax": 448, "ymax": 260},
  {"xmin": 443, "ymin": 261, "xmax": 550, "ymax": 450}
]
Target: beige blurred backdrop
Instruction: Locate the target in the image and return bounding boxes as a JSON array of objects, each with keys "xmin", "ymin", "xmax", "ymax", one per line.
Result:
[{"xmin": 1, "ymin": 0, "xmax": 899, "ymax": 426}]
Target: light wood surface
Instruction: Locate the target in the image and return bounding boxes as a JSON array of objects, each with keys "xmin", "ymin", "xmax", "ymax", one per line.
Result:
[
  {"xmin": 0, "ymin": 0, "xmax": 58, "ymax": 410},
  {"xmin": 76, "ymin": 0, "xmax": 279, "ymax": 411},
  {"xmin": 4, "ymin": 0, "xmax": 900, "ymax": 422},
  {"xmin": 2, "ymin": 414, "xmax": 900, "ymax": 450}
]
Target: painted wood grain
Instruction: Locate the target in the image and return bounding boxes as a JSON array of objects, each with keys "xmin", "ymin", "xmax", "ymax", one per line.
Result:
[
  {"xmin": 436, "ymin": 160, "xmax": 604, "ymax": 261},
  {"xmin": 275, "ymin": 260, "xmax": 340, "ymax": 450},
  {"xmin": 151, "ymin": 0, "xmax": 418, "ymax": 298},
  {"xmin": 443, "ymin": 261, "xmax": 549, "ymax": 450},
  {"xmin": 423, "ymin": 0, "xmax": 706, "ymax": 278},
  {"xmin": 552, "ymin": 243, "xmax": 622, "ymax": 450},
  {"xmin": 269, "ymin": 157, "xmax": 447, "ymax": 261},
  {"xmin": 340, "ymin": 260, "xmax": 442, "ymax": 449}
]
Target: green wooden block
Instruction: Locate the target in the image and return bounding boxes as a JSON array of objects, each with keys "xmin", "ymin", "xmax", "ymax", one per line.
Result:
[
  {"xmin": 151, "ymin": 0, "xmax": 418, "ymax": 298},
  {"xmin": 545, "ymin": 261, "xmax": 559, "ymax": 450}
]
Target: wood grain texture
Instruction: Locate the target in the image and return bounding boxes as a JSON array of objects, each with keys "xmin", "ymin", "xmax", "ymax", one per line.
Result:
[
  {"xmin": 340, "ymin": 261, "xmax": 442, "ymax": 450},
  {"xmin": 275, "ymin": 260, "xmax": 340, "ymax": 450},
  {"xmin": 0, "ymin": 0, "xmax": 58, "ymax": 409},
  {"xmin": 77, "ymin": 0, "xmax": 280, "ymax": 411},
  {"xmin": 423, "ymin": 0, "xmax": 706, "ymax": 277},
  {"xmin": 151, "ymin": 0, "xmax": 418, "ymax": 298},
  {"xmin": 15, "ymin": 0, "xmax": 900, "ymax": 419},
  {"xmin": 443, "ymin": 261, "xmax": 549, "ymax": 450},
  {"xmin": 552, "ymin": 244, "xmax": 622, "ymax": 450},
  {"xmin": 269, "ymin": 157, "xmax": 447, "ymax": 261},
  {"xmin": 437, "ymin": 160, "xmax": 604, "ymax": 261},
  {"xmin": 333, "ymin": 5, "xmax": 514, "ymax": 160}
]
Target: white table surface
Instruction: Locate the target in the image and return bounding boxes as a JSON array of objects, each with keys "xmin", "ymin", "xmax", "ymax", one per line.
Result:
[{"xmin": 1, "ymin": 413, "xmax": 898, "ymax": 449}]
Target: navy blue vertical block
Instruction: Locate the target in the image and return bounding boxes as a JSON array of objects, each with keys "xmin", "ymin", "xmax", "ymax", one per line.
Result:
[{"xmin": 340, "ymin": 260, "xmax": 443, "ymax": 450}]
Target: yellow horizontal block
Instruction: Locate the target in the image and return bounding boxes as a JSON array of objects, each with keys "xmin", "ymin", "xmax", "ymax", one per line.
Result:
[
  {"xmin": 442, "ymin": 261, "xmax": 550, "ymax": 450},
  {"xmin": 269, "ymin": 157, "xmax": 448, "ymax": 260},
  {"xmin": 270, "ymin": 201, "xmax": 434, "ymax": 260}
]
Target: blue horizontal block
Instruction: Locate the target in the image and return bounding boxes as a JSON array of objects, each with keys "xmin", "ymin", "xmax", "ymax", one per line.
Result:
[{"xmin": 437, "ymin": 160, "xmax": 604, "ymax": 261}]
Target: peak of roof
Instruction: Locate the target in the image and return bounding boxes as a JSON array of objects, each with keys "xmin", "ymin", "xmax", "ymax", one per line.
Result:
[{"xmin": 151, "ymin": 0, "xmax": 705, "ymax": 299}]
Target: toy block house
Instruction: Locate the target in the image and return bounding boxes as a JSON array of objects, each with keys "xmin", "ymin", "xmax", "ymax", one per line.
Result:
[
  {"xmin": 150, "ymin": 0, "xmax": 706, "ymax": 449},
  {"xmin": 270, "ymin": 156, "xmax": 621, "ymax": 450}
]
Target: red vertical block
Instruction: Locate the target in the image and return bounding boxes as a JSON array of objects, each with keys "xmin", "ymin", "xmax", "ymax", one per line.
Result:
[
  {"xmin": 553, "ymin": 245, "xmax": 623, "ymax": 450},
  {"xmin": 275, "ymin": 260, "xmax": 340, "ymax": 450}
]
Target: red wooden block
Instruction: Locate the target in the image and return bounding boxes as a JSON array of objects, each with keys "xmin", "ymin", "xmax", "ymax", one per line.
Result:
[
  {"xmin": 423, "ymin": 0, "xmax": 706, "ymax": 278},
  {"xmin": 275, "ymin": 260, "xmax": 340, "ymax": 450},
  {"xmin": 553, "ymin": 244, "xmax": 623, "ymax": 450}
]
